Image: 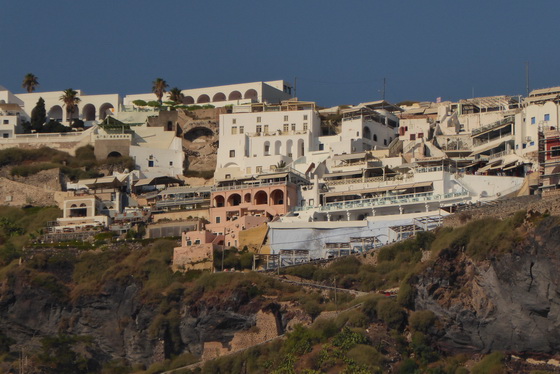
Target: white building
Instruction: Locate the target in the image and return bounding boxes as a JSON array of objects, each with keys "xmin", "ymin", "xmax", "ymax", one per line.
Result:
[
  {"xmin": 124, "ymin": 80, "xmax": 293, "ymax": 108},
  {"xmin": 215, "ymin": 100, "xmax": 321, "ymax": 180},
  {"xmin": 0, "ymin": 103, "xmax": 23, "ymax": 138},
  {"xmin": 129, "ymin": 125, "xmax": 184, "ymax": 178}
]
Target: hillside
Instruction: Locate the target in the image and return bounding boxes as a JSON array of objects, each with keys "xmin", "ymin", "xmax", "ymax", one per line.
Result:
[{"xmin": 0, "ymin": 206, "xmax": 559, "ymax": 372}]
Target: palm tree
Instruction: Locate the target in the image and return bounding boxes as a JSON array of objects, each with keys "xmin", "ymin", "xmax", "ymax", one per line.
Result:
[
  {"xmin": 22, "ymin": 73, "xmax": 39, "ymax": 93},
  {"xmin": 168, "ymin": 87, "xmax": 184, "ymax": 104},
  {"xmin": 59, "ymin": 89, "xmax": 81, "ymax": 125},
  {"xmin": 152, "ymin": 78, "xmax": 169, "ymax": 104}
]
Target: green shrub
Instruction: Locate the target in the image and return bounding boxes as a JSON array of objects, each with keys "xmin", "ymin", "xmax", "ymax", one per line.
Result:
[
  {"xmin": 376, "ymin": 299, "xmax": 406, "ymax": 330},
  {"xmin": 471, "ymin": 352, "xmax": 505, "ymax": 374},
  {"xmin": 409, "ymin": 310, "xmax": 437, "ymax": 333},
  {"xmin": 346, "ymin": 344, "xmax": 385, "ymax": 368}
]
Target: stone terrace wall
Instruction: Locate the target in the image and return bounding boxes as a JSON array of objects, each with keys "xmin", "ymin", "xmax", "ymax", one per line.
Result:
[{"xmin": 444, "ymin": 194, "xmax": 560, "ymax": 227}]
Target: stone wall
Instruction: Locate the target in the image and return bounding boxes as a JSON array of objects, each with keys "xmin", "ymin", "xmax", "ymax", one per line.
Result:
[
  {"xmin": 172, "ymin": 243, "xmax": 214, "ymax": 271},
  {"xmin": 444, "ymin": 194, "xmax": 560, "ymax": 227},
  {"xmin": 0, "ymin": 177, "xmax": 66, "ymax": 207},
  {"xmin": 94, "ymin": 138, "xmax": 131, "ymax": 160}
]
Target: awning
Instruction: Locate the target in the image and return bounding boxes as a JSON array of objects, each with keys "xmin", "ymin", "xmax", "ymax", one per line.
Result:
[
  {"xmin": 502, "ymin": 162, "xmax": 519, "ymax": 171},
  {"xmin": 323, "ymin": 170, "xmax": 364, "ymax": 178},
  {"xmin": 332, "ymin": 152, "xmax": 367, "ymax": 161},
  {"xmin": 80, "ymin": 176, "xmax": 123, "ymax": 189},
  {"xmin": 470, "ymin": 140, "xmax": 506, "ymax": 156},
  {"xmin": 256, "ymin": 172, "xmax": 288, "ymax": 180},
  {"xmin": 134, "ymin": 176, "xmax": 184, "ymax": 187}
]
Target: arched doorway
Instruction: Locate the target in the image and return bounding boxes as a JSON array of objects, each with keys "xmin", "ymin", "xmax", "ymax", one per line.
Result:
[
  {"xmin": 244, "ymin": 89, "xmax": 258, "ymax": 101},
  {"xmin": 212, "ymin": 92, "xmax": 226, "ymax": 102},
  {"xmin": 82, "ymin": 104, "xmax": 96, "ymax": 121},
  {"xmin": 270, "ymin": 189, "xmax": 284, "ymax": 205},
  {"xmin": 254, "ymin": 190, "xmax": 268, "ymax": 205},
  {"xmin": 99, "ymin": 103, "xmax": 114, "ymax": 120},
  {"xmin": 363, "ymin": 126, "xmax": 371, "ymax": 139},
  {"xmin": 214, "ymin": 195, "xmax": 225, "ymax": 208},
  {"xmin": 227, "ymin": 193, "xmax": 241, "ymax": 207},
  {"xmin": 229, "ymin": 91, "xmax": 242, "ymax": 100},
  {"xmin": 47, "ymin": 105, "xmax": 63, "ymax": 121},
  {"xmin": 184, "ymin": 96, "xmax": 195, "ymax": 104},
  {"xmin": 197, "ymin": 94, "xmax": 210, "ymax": 104},
  {"xmin": 107, "ymin": 151, "xmax": 122, "ymax": 158}
]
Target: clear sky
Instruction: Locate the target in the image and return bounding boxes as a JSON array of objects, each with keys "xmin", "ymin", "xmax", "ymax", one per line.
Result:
[{"xmin": 0, "ymin": 1, "xmax": 558, "ymax": 107}]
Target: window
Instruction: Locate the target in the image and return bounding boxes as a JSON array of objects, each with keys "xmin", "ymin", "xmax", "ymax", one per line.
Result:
[
  {"xmin": 270, "ymin": 164, "xmax": 276, "ymax": 170},
  {"xmin": 264, "ymin": 144, "xmax": 270, "ymax": 154},
  {"xmin": 231, "ymin": 126, "xmax": 237, "ymax": 134},
  {"xmin": 303, "ymin": 115, "xmax": 308, "ymax": 120},
  {"xmin": 410, "ymin": 134, "xmax": 416, "ymax": 140},
  {"xmin": 256, "ymin": 125, "xmax": 262, "ymax": 133},
  {"xmin": 303, "ymin": 123, "xmax": 308, "ymax": 131},
  {"xmin": 246, "ymin": 167, "xmax": 251, "ymax": 174},
  {"xmin": 373, "ymin": 134, "xmax": 377, "ymax": 141},
  {"xmin": 2, "ymin": 133, "xmax": 8, "ymax": 138},
  {"xmin": 545, "ymin": 114, "xmax": 551, "ymax": 122},
  {"xmin": 384, "ymin": 139, "xmax": 387, "ymax": 145},
  {"xmin": 194, "ymin": 239, "xmax": 201, "ymax": 245},
  {"xmin": 229, "ymin": 150, "xmax": 235, "ymax": 157},
  {"xmin": 232, "ymin": 118, "xmax": 237, "ymax": 124},
  {"xmin": 239, "ymin": 126, "xmax": 244, "ymax": 134},
  {"xmin": 257, "ymin": 116, "xmax": 261, "ymax": 123},
  {"xmin": 291, "ymin": 123, "xmax": 296, "ymax": 131},
  {"xmin": 530, "ymin": 141, "xmax": 535, "ymax": 146},
  {"xmin": 319, "ymin": 143, "xmax": 324, "ymax": 151},
  {"xmin": 225, "ymin": 174, "xmax": 231, "ymax": 179},
  {"xmin": 284, "ymin": 115, "xmax": 288, "ymax": 121},
  {"xmin": 148, "ymin": 160, "xmax": 154, "ymax": 167},
  {"xmin": 418, "ymin": 133, "xmax": 423, "ymax": 138},
  {"xmin": 264, "ymin": 125, "xmax": 269, "ymax": 133},
  {"xmin": 552, "ymin": 146, "xmax": 560, "ymax": 157},
  {"xmin": 2, "ymin": 120, "xmax": 8, "ymax": 124},
  {"xmin": 216, "ymin": 217, "xmax": 221, "ymax": 223},
  {"xmin": 531, "ymin": 117, "xmax": 536, "ymax": 124},
  {"xmin": 169, "ymin": 161, "xmax": 173, "ymax": 166},
  {"xmin": 283, "ymin": 124, "xmax": 289, "ymax": 132},
  {"xmin": 256, "ymin": 166, "xmax": 262, "ymax": 173}
]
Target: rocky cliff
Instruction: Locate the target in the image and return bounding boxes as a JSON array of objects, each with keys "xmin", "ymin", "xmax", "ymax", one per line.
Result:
[{"xmin": 414, "ymin": 214, "xmax": 560, "ymax": 354}]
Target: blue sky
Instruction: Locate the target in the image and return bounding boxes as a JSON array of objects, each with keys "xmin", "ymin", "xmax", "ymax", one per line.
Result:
[{"xmin": 0, "ymin": 1, "xmax": 557, "ymax": 106}]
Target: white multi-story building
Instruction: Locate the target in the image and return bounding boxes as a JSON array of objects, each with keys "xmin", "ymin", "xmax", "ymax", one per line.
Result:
[{"xmin": 215, "ymin": 100, "xmax": 321, "ymax": 180}]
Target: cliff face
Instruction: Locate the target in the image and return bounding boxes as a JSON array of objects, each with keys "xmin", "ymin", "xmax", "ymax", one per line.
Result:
[
  {"xmin": 415, "ymin": 216, "xmax": 560, "ymax": 354},
  {"xmin": 0, "ymin": 258, "xmax": 281, "ymax": 368}
]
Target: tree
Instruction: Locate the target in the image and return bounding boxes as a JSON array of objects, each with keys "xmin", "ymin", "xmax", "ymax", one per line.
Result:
[
  {"xmin": 31, "ymin": 97, "xmax": 47, "ymax": 131},
  {"xmin": 22, "ymin": 73, "xmax": 39, "ymax": 93},
  {"xmin": 59, "ymin": 89, "xmax": 81, "ymax": 125},
  {"xmin": 168, "ymin": 87, "xmax": 184, "ymax": 104},
  {"xmin": 152, "ymin": 78, "xmax": 168, "ymax": 104}
]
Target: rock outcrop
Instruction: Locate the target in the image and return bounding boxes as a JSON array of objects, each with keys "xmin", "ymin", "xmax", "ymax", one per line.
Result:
[{"xmin": 415, "ymin": 216, "xmax": 560, "ymax": 354}]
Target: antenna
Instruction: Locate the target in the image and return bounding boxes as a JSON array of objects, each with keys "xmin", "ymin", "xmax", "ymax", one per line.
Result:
[
  {"xmin": 294, "ymin": 77, "xmax": 297, "ymax": 99},
  {"xmin": 525, "ymin": 62, "xmax": 530, "ymax": 97},
  {"xmin": 382, "ymin": 77, "xmax": 386, "ymax": 101}
]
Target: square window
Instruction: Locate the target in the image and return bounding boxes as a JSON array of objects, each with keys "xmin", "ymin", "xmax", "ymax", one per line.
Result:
[
  {"xmin": 530, "ymin": 141, "xmax": 535, "ymax": 146},
  {"xmin": 303, "ymin": 123, "xmax": 308, "ymax": 131},
  {"xmin": 2, "ymin": 133, "xmax": 8, "ymax": 138},
  {"xmin": 232, "ymin": 118, "xmax": 236, "ymax": 124},
  {"xmin": 216, "ymin": 217, "xmax": 221, "ymax": 223},
  {"xmin": 284, "ymin": 115, "xmax": 288, "ymax": 121},
  {"xmin": 148, "ymin": 160, "xmax": 154, "ymax": 167},
  {"xmin": 231, "ymin": 126, "xmax": 237, "ymax": 134},
  {"xmin": 2, "ymin": 120, "xmax": 8, "ymax": 124},
  {"xmin": 256, "ymin": 166, "xmax": 262, "ymax": 173},
  {"xmin": 283, "ymin": 124, "xmax": 289, "ymax": 132},
  {"xmin": 256, "ymin": 125, "xmax": 262, "ymax": 133},
  {"xmin": 552, "ymin": 146, "xmax": 560, "ymax": 157},
  {"xmin": 169, "ymin": 161, "xmax": 173, "ymax": 166},
  {"xmin": 531, "ymin": 117, "xmax": 536, "ymax": 124},
  {"xmin": 257, "ymin": 117, "xmax": 261, "ymax": 123},
  {"xmin": 291, "ymin": 123, "xmax": 296, "ymax": 131},
  {"xmin": 229, "ymin": 150, "xmax": 235, "ymax": 157},
  {"xmin": 303, "ymin": 115, "xmax": 308, "ymax": 120},
  {"xmin": 264, "ymin": 125, "xmax": 269, "ymax": 133},
  {"xmin": 239, "ymin": 126, "xmax": 244, "ymax": 134},
  {"xmin": 545, "ymin": 114, "xmax": 550, "ymax": 122},
  {"xmin": 225, "ymin": 174, "xmax": 231, "ymax": 179}
]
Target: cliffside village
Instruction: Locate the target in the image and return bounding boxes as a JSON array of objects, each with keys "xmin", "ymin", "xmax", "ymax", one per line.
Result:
[{"xmin": 1, "ymin": 80, "xmax": 560, "ymax": 271}]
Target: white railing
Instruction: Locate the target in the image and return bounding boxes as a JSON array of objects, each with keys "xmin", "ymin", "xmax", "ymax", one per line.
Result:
[{"xmin": 294, "ymin": 191, "xmax": 470, "ymax": 212}]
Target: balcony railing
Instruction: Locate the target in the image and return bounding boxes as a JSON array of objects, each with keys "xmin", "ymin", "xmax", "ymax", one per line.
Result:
[
  {"xmin": 294, "ymin": 191, "xmax": 469, "ymax": 212},
  {"xmin": 471, "ymin": 115, "xmax": 515, "ymax": 136}
]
